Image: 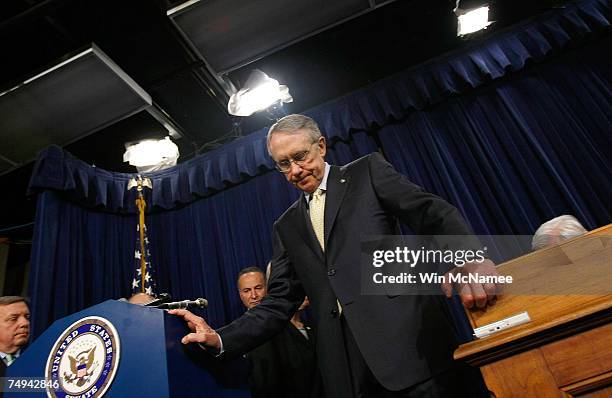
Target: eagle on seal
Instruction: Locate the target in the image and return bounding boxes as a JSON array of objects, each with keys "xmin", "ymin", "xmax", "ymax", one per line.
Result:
[{"xmin": 64, "ymin": 346, "xmax": 96, "ymax": 387}]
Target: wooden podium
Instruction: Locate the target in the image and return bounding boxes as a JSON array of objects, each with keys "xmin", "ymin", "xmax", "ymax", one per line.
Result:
[{"xmin": 455, "ymin": 224, "xmax": 612, "ymax": 398}]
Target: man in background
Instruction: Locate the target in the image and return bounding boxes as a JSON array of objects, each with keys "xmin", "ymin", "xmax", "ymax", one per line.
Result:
[
  {"xmin": 532, "ymin": 215, "xmax": 588, "ymax": 250},
  {"xmin": 237, "ymin": 266, "xmax": 323, "ymax": 398},
  {"xmin": 237, "ymin": 267, "xmax": 268, "ymax": 310},
  {"xmin": 0, "ymin": 296, "xmax": 30, "ymax": 376}
]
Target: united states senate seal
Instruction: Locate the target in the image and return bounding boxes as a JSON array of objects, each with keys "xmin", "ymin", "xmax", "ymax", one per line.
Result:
[{"xmin": 45, "ymin": 316, "xmax": 120, "ymax": 398}]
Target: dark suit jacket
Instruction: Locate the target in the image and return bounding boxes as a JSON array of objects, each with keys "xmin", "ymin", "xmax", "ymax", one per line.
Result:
[
  {"xmin": 0, "ymin": 349, "xmax": 22, "ymax": 398},
  {"xmin": 219, "ymin": 153, "xmax": 473, "ymax": 397},
  {"xmin": 0, "ymin": 361, "xmax": 4, "ymax": 398},
  {"xmin": 247, "ymin": 322, "xmax": 323, "ymax": 398}
]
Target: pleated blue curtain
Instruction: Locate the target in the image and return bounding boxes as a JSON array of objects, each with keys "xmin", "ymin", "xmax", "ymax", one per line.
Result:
[
  {"xmin": 378, "ymin": 41, "xmax": 611, "ymax": 236},
  {"xmin": 29, "ymin": 191, "xmax": 138, "ymax": 336}
]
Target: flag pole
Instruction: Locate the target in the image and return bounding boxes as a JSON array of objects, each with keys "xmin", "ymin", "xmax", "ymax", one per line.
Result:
[
  {"xmin": 128, "ymin": 175, "xmax": 153, "ymax": 294},
  {"xmin": 136, "ymin": 191, "xmax": 147, "ymax": 293}
]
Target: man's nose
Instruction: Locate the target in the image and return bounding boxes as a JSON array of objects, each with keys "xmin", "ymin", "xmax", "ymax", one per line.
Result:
[
  {"xmin": 18, "ymin": 316, "xmax": 30, "ymax": 328},
  {"xmin": 287, "ymin": 163, "xmax": 303, "ymax": 180},
  {"xmin": 288, "ymin": 161, "xmax": 303, "ymax": 174}
]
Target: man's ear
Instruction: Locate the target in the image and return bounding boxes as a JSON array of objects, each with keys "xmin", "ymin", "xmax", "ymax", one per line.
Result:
[{"xmin": 318, "ymin": 136, "xmax": 327, "ymax": 157}]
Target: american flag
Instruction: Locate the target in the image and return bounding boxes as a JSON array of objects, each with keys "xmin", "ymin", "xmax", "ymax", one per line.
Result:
[{"xmin": 131, "ymin": 223, "xmax": 156, "ymax": 295}]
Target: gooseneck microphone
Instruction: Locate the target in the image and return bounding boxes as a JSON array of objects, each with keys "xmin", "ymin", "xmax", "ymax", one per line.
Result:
[{"xmin": 156, "ymin": 298, "xmax": 208, "ymax": 310}]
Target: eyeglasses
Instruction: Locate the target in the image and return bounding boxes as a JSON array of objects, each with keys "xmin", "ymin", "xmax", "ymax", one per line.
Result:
[{"xmin": 274, "ymin": 142, "xmax": 318, "ymax": 173}]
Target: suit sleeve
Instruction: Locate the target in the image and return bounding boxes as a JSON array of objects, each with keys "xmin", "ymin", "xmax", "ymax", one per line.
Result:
[
  {"xmin": 367, "ymin": 152, "xmax": 483, "ymax": 269},
  {"xmin": 368, "ymin": 152, "xmax": 473, "ymax": 236},
  {"xmin": 216, "ymin": 224, "xmax": 305, "ymax": 359}
]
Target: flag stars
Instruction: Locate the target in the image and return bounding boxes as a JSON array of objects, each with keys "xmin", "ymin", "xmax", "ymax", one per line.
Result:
[{"xmin": 133, "ymin": 220, "xmax": 155, "ymax": 296}]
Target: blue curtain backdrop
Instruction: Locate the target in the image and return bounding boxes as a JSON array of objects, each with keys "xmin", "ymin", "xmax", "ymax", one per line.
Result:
[
  {"xmin": 378, "ymin": 39, "xmax": 612, "ymax": 235},
  {"xmin": 28, "ymin": 0, "xmax": 611, "ymax": 342}
]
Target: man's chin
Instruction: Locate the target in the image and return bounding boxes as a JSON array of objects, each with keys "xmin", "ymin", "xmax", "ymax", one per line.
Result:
[
  {"xmin": 14, "ymin": 335, "xmax": 29, "ymax": 345},
  {"xmin": 296, "ymin": 180, "xmax": 316, "ymax": 193}
]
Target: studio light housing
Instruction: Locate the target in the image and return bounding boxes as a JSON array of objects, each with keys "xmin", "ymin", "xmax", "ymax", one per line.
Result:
[
  {"xmin": 227, "ymin": 70, "xmax": 293, "ymax": 117},
  {"xmin": 123, "ymin": 136, "xmax": 179, "ymax": 173},
  {"xmin": 455, "ymin": 4, "xmax": 492, "ymax": 36}
]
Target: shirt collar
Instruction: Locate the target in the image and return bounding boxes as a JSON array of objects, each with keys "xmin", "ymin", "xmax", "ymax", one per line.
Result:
[
  {"xmin": 305, "ymin": 162, "xmax": 330, "ymax": 202},
  {"xmin": 0, "ymin": 349, "xmax": 21, "ymax": 359}
]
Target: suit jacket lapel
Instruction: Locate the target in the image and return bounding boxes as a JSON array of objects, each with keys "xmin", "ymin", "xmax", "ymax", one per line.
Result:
[{"xmin": 324, "ymin": 166, "xmax": 348, "ymax": 249}]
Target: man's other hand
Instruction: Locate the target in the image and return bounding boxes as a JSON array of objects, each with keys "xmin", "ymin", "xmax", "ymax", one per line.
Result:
[
  {"xmin": 441, "ymin": 258, "xmax": 501, "ymax": 309},
  {"xmin": 168, "ymin": 309, "xmax": 221, "ymax": 350}
]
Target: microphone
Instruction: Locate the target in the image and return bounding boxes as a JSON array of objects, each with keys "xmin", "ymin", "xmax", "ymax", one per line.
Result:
[
  {"xmin": 143, "ymin": 293, "xmax": 172, "ymax": 307},
  {"xmin": 157, "ymin": 298, "xmax": 208, "ymax": 310}
]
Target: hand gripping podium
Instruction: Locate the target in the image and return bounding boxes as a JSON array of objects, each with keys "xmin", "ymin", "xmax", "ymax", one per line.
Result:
[
  {"xmin": 5, "ymin": 300, "xmax": 250, "ymax": 397},
  {"xmin": 455, "ymin": 224, "xmax": 612, "ymax": 397}
]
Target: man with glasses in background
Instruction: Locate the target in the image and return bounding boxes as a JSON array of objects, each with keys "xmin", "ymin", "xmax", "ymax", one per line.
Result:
[{"xmin": 171, "ymin": 114, "xmax": 495, "ymax": 398}]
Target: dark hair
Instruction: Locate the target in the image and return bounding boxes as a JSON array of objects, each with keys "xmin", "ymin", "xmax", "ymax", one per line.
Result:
[
  {"xmin": 236, "ymin": 266, "xmax": 265, "ymax": 287},
  {"xmin": 0, "ymin": 296, "xmax": 28, "ymax": 306}
]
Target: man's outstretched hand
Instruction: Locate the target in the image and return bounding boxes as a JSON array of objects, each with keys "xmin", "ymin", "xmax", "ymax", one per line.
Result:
[
  {"xmin": 441, "ymin": 258, "xmax": 501, "ymax": 309},
  {"xmin": 168, "ymin": 309, "xmax": 221, "ymax": 351}
]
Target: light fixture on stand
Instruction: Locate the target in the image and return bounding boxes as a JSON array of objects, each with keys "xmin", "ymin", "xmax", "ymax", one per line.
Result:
[
  {"xmin": 123, "ymin": 136, "xmax": 179, "ymax": 173},
  {"xmin": 227, "ymin": 70, "xmax": 293, "ymax": 119},
  {"xmin": 454, "ymin": 2, "xmax": 493, "ymax": 36}
]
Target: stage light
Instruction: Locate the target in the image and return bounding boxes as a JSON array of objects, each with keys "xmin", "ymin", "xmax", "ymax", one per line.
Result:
[
  {"xmin": 123, "ymin": 136, "xmax": 179, "ymax": 173},
  {"xmin": 456, "ymin": 5, "xmax": 492, "ymax": 36},
  {"xmin": 227, "ymin": 70, "xmax": 293, "ymax": 117}
]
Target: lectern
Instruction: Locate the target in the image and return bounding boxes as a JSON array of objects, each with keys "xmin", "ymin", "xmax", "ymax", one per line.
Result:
[
  {"xmin": 5, "ymin": 300, "xmax": 250, "ymax": 397},
  {"xmin": 455, "ymin": 225, "xmax": 612, "ymax": 397}
]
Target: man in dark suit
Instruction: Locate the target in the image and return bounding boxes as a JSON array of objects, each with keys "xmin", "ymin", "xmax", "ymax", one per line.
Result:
[
  {"xmin": 171, "ymin": 114, "xmax": 497, "ymax": 397},
  {"xmin": 0, "ymin": 296, "xmax": 30, "ymax": 377},
  {"xmin": 237, "ymin": 266, "xmax": 323, "ymax": 398}
]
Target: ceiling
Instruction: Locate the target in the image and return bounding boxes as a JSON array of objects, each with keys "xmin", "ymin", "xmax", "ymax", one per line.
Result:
[{"xmin": 0, "ymin": 0, "xmax": 559, "ymax": 233}]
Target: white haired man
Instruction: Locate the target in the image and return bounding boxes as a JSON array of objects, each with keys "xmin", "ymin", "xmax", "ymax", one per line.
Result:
[{"xmin": 532, "ymin": 215, "xmax": 588, "ymax": 250}]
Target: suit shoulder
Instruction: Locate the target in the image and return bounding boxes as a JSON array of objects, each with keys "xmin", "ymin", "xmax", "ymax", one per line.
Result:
[
  {"xmin": 340, "ymin": 152, "xmax": 377, "ymax": 171},
  {"xmin": 339, "ymin": 152, "xmax": 385, "ymax": 175}
]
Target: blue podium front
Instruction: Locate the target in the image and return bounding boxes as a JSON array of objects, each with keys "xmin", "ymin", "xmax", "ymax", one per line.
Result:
[{"xmin": 5, "ymin": 300, "xmax": 250, "ymax": 397}]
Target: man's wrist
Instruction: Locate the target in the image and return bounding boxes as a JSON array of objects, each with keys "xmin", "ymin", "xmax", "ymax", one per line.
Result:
[{"xmin": 197, "ymin": 331, "xmax": 224, "ymax": 357}]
